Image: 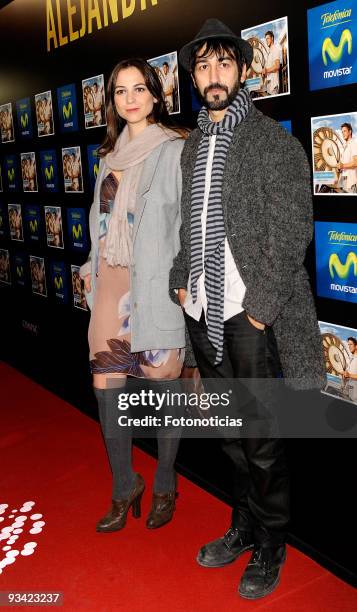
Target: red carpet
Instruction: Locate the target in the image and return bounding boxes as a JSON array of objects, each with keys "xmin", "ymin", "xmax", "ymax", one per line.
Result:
[{"xmin": 0, "ymin": 362, "xmax": 356, "ymax": 611}]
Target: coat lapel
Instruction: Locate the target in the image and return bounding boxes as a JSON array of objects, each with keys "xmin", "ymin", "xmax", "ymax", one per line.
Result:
[{"xmin": 132, "ymin": 143, "xmax": 164, "ymax": 245}]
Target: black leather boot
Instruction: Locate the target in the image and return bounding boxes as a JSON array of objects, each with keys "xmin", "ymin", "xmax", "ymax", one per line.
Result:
[
  {"xmin": 197, "ymin": 527, "xmax": 254, "ymax": 568},
  {"xmin": 238, "ymin": 544, "xmax": 286, "ymax": 599}
]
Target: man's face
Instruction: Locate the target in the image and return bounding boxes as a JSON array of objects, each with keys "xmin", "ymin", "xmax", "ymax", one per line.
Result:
[
  {"xmin": 163, "ymin": 64, "xmax": 169, "ymax": 75},
  {"xmin": 192, "ymin": 45, "xmax": 246, "ymax": 111},
  {"xmin": 265, "ymin": 34, "xmax": 273, "ymax": 48},
  {"xmin": 348, "ymin": 341, "xmax": 356, "ymax": 354},
  {"xmin": 342, "ymin": 126, "xmax": 352, "ymax": 141}
]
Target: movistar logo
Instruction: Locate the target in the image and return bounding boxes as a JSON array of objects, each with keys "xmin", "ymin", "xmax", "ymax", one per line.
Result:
[
  {"xmin": 93, "ymin": 163, "xmax": 99, "ymax": 178},
  {"xmin": 29, "ymin": 219, "xmax": 38, "ymax": 233},
  {"xmin": 8, "ymin": 168, "xmax": 15, "ymax": 182},
  {"xmin": 54, "ymin": 276, "xmax": 63, "ymax": 290},
  {"xmin": 16, "ymin": 266, "xmax": 23, "ymax": 278},
  {"xmin": 21, "ymin": 113, "xmax": 29, "ymax": 128},
  {"xmin": 72, "ymin": 223, "xmax": 82, "ymax": 239},
  {"xmin": 45, "ymin": 165, "xmax": 54, "ymax": 180},
  {"xmin": 63, "ymin": 102, "xmax": 73, "ymax": 119},
  {"xmin": 329, "ymin": 252, "xmax": 357, "ymax": 279},
  {"xmin": 322, "ymin": 29, "xmax": 352, "ymax": 65}
]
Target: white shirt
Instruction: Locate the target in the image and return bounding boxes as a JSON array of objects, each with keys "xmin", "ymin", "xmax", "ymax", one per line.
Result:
[
  {"xmin": 347, "ymin": 354, "xmax": 357, "ymax": 403},
  {"xmin": 340, "ymin": 138, "xmax": 357, "ymax": 192},
  {"xmin": 265, "ymin": 43, "xmax": 280, "ymax": 95},
  {"xmin": 184, "ymin": 134, "xmax": 246, "ymax": 322}
]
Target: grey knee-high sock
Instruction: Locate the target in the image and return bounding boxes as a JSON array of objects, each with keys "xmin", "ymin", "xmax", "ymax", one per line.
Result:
[
  {"xmin": 94, "ymin": 387, "xmax": 136, "ymax": 499},
  {"xmin": 154, "ymin": 433, "xmax": 180, "ymax": 493}
]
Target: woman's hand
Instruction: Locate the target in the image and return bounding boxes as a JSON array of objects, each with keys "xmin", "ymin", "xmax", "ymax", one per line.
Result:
[
  {"xmin": 246, "ymin": 313, "xmax": 265, "ymax": 330},
  {"xmin": 83, "ymin": 274, "xmax": 91, "ymax": 293},
  {"xmin": 178, "ymin": 288, "xmax": 187, "ymax": 307}
]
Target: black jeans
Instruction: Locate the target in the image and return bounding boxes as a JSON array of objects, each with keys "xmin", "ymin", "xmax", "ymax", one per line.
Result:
[{"xmin": 185, "ymin": 310, "xmax": 290, "ymax": 547}]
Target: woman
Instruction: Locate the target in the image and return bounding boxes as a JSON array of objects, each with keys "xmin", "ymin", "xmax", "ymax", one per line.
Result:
[{"xmin": 80, "ymin": 58, "xmax": 187, "ymax": 533}]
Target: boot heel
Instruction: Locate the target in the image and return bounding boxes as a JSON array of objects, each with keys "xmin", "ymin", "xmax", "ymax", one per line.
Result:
[{"xmin": 132, "ymin": 492, "xmax": 143, "ymax": 519}]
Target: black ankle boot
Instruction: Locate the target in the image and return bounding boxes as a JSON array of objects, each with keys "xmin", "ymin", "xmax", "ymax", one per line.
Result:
[
  {"xmin": 197, "ymin": 527, "xmax": 254, "ymax": 568},
  {"xmin": 238, "ymin": 544, "xmax": 286, "ymax": 599}
]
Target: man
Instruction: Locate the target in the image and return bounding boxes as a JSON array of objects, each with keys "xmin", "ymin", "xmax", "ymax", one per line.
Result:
[
  {"xmin": 92, "ymin": 82, "xmax": 104, "ymax": 126},
  {"xmin": 337, "ymin": 123, "xmax": 357, "ymax": 193},
  {"xmin": 261, "ymin": 30, "xmax": 280, "ymax": 96},
  {"xmin": 343, "ymin": 338, "xmax": 357, "ymax": 403},
  {"xmin": 161, "ymin": 61, "xmax": 175, "ymax": 112},
  {"xmin": 169, "ymin": 18, "xmax": 325, "ymax": 600}
]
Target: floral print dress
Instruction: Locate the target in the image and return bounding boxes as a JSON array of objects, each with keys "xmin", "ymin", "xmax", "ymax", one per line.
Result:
[{"xmin": 88, "ymin": 172, "xmax": 184, "ymax": 380}]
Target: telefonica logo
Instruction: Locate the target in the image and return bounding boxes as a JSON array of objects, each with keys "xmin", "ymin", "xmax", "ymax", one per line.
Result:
[
  {"xmin": 29, "ymin": 219, "xmax": 38, "ymax": 233},
  {"xmin": 72, "ymin": 223, "xmax": 82, "ymax": 239},
  {"xmin": 329, "ymin": 252, "xmax": 357, "ymax": 279},
  {"xmin": 16, "ymin": 266, "xmax": 24, "ymax": 278},
  {"xmin": 63, "ymin": 101, "xmax": 72, "ymax": 119},
  {"xmin": 45, "ymin": 165, "xmax": 54, "ymax": 180},
  {"xmin": 94, "ymin": 163, "xmax": 99, "ymax": 178},
  {"xmin": 322, "ymin": 28, "xmax": 353, "ymax": 65},
  {"xmin": 7, "ymin": 168, "xmax": 15, "ymax": 181},
  {"xmin": 54, "ymin": 276, "xmax": 63, "ymax": 289},
  {"xmin": 328, "ymin": 230, "xmax": 357, "ymax": 242},
  {"xmin": 20, "ymin": 113, "xmax": 29, "ymax": 128},
  {"xmin": 321, "ymin": 9, "xmax": 352, "ymax": 27}
]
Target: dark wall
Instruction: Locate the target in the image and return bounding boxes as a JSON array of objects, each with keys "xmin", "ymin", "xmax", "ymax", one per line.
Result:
[{"xmin": 0, "ymin": 0, "xmax": 356, "ymax": 585}]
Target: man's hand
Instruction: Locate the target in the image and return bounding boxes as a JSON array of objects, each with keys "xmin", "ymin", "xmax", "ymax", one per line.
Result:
[
  {"xmin": 84, "ymin": 274, "xmax": 91, "ymax": 293},
  {"xmin": 178, "ymin": 288, "xmax": 187, "ymax": 307},
  {"xmin": 246, "ymin": 313, "xmax": 266, "ymax": 330}
]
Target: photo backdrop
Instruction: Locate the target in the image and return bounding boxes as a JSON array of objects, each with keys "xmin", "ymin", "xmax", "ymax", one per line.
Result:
[{"xmin": 0, "ymin": 0, "xmax": 356, "ymax": 583}]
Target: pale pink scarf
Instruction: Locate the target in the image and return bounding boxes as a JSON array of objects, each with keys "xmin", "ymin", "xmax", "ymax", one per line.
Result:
[{"xmin": 103, "ymin": 123, "xmax": 178, "ymax": 267}]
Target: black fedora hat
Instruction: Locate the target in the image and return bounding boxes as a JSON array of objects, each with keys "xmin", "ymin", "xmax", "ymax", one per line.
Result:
[{"xmin": 179, "ymin": 18, "xmax": 253, "ymax": 72}]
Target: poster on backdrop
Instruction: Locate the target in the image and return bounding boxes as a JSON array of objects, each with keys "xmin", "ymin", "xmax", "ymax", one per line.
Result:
[
  {"xmin": 40, "ymin": 149, "xmax": 59, "ymax": 192},
  {"xmin": 311, "ymin": 111, "xmax": 357, "ymax": 194},
  {"xmin": 82, "ymin": 74, "xmax": 106, "ymax": 129},
  {"xmin": 315, "ymin": 221, "xmax": 357, "ymax": 303},
  {"xmin": 50, "ymin": 260, "xmax": 68, "ymax": 303},
  {"xmin": 308, "ymin": 0, "xmax": 357, "ymax": 91},
  {"xmin": 0, "ymin": 201, "xmax": 8, "ymax": 238},
  {"xmin": 16, "ymin": 98, "xmax": 33, "ymax": 139},
  {"xmin": 0, "ymin": 249, "xmax": 11, "ymax": 285},
  {"xmin": 30, "ymin": 255, "xmax": 47, "ymax": 297},
  {"xmin": 57, "ymin": 83, "xmax": 79, "ymax": 132},
  {"xmin": 44, "ymin": 206, "xmax": 64, "ymax": 249},
  {"xmin": 87, "ymin": 144, "xmax": 100, "ymax": 191},
  {"xmin": 13, "ymin": 252, "xmax": 27, "ymax": 288},
  {"xmin": 8, "ymin": 204, "xmax": 23, "ymax": 242},
  {"xmin": 67, "ymin": 208, "xmax": 88, "ymax": 251},
  {"xmin": 35, "ymin": 90, "xmax": 54, "ymax": 137},
  {"xmin": 0, "ymin": 162, "xmax": 3, "ymax": 191},
  {"xmin": 0, "ymin": 103, "xmax": 15, "ymax": 143},
  {"xmin": 62, "ymin": 146, "xmax": 83, "ymax": 193},
  {"xmin": 241, "ymin": 17, "xmax": 290, "ymax": 99},
  {"xmin": 71, "ymin": 264, "xmax": 87, "ymax": 311},
  {"xmin": 147, "ymin": 51, "xmax": 180, "ymax": 114},
  {"xmin": 319, "ymin": 321, "xmax": 357, "ymax": 406},
  {"xmin": 4, "ymin": 154, "xmax": 19, "ymax": 191},
  {"xmin": 20, "ymin": 152, "xmax": 38, "ymax": 192},
  {"xmin": 24, "ymin": 205, "xmax": 41, "ymax": 243}
]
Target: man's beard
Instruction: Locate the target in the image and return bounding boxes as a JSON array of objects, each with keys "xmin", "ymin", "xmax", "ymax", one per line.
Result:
[{"xmin": 200, "ymin": 79, "xmax": 241, "ymax": 111}]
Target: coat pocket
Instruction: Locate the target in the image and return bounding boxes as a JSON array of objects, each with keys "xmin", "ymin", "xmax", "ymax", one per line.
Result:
[{"xmin": 151, "ymin": 277, "xmax": 184, "ymax": 331}]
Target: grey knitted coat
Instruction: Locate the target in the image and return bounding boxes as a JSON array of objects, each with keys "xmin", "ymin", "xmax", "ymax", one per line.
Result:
[{"xmin": 169, "ymin": 103, "xmax": 326, "ymax": 390}]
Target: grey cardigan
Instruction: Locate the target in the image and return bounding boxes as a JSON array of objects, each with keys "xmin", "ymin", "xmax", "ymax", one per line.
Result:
[
  {"xmin": 81, "ymin": 138, "xmax": 186, "ymax": 352},
  {"xmin": 169, "ymin": 104, "xmax": 326, "ymax": 390}
]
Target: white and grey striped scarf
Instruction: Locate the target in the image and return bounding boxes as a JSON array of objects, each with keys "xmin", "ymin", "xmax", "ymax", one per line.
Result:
[{"xmin": 190, "ymin": 88, "xmax": 251, "ymax": 364}]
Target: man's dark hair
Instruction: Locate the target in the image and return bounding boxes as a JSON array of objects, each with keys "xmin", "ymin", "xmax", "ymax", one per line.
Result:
[
  {"xmin": 189, "ymin": 38, "xmax": 244, "ymax": 75},
  {"xmin": 265, "ymin": 30, "xmax": 274, "ymax": 40},
  {"xmin": 347, "ymin": 337, "xmax": 357, "ymax": 346},
  {"xmin": 163, "ymin": 61, "xmax": 169, "ymax": 68},
  {"xmin": 341, "ymin": 122, "xmax": 353, "ymax": 134}
]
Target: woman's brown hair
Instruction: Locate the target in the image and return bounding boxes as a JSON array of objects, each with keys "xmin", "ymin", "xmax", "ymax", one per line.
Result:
[{"xmin": 99, "ymin": 58, "xmax": 188, "ymax": 156}]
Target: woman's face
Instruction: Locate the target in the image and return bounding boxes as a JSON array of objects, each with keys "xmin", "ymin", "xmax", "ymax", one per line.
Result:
[{"xmin": 114, "ymin": 66, "xmax": 157, "ymax": 130}]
